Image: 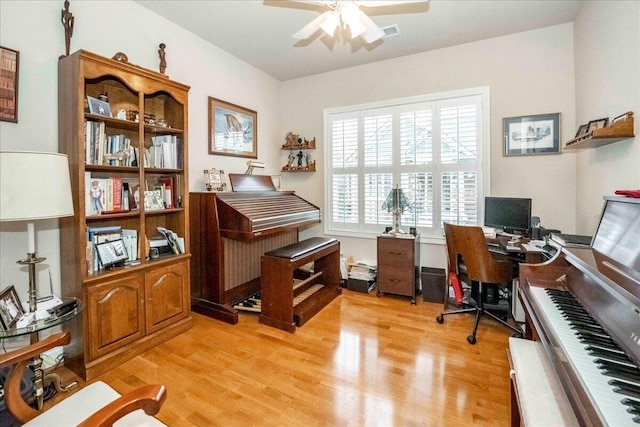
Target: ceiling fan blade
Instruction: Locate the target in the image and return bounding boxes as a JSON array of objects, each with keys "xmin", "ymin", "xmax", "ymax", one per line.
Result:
[
  {"xmin": 292, "ymin": 11, "xmax": 332, "ymax": 39},
  {"xmin": 358, "ymin": 0, "xmax": 429, "ymax": 7},
  {"xmin": 356, "ymin": 9, "xmax": 386, "ymax": 43}
]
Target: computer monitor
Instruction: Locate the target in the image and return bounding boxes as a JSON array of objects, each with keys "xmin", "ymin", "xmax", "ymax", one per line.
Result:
[{"xmin": 484, "ymin": 197, "xmax": 532, "ymax": 235}]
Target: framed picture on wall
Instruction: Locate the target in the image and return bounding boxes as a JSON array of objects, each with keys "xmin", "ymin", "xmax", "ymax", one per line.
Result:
[
  {"xmin": 208, "ymin": 97, "xmax": 257, "ymax": 159},
  {"xmin": 503, "ymin": 113, "xmax": 561, "ymax": 156},
  {"xmin": 0, "ymin": 46, "xmax": 19, "ymax": 123}
]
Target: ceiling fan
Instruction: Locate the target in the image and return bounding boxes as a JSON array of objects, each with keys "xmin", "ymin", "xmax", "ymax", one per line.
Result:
[{"xmin": 292, "ymin": 1, "xmax": 430, "ymax": 44}]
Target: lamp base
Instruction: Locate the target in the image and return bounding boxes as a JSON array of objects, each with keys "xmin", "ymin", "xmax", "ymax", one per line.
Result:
[
  {"xmin": 387, "ymin": 228, "xmax": 407, "ymax": 235},
  {"xmin": 17, "ymin": 252, "xmax": 46, "ymax": 314}
]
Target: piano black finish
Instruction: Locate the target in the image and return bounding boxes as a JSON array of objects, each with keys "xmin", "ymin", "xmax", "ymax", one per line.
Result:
[
  {"xmin": 189, "ymin": 175, "xmax": 321, "ymax": 324},
  {"xmin": 518, "ymin": 196, "xmax": 640, "ymax": 426}
]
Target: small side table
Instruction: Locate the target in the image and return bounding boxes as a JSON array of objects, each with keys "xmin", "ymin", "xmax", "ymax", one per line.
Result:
[
  {"xmin": 377, "ymin": 234, "xmax": 420, "ymax": 304},
  {"xmin": 0, "ymin": 298, "xmax": 83, "ymax": 410}
]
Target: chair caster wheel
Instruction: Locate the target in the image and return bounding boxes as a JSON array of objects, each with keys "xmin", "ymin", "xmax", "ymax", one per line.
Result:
[
  {"xmin": 467, "ymin": 335, "xmax": 477, "ymax": 345},
  {"xmin": 436, "ymin": 315, "xmax": 444, "ymax": 324}
]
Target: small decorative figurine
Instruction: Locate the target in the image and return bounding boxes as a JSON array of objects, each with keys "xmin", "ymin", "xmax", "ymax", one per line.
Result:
[
  {"xmin": 112, "ymin": 52, "xmax": 129, "ymax": 63},
  {"xmin": 296, "ymin": 151, "xmax": 304, "ymax": 168},
  {"xmin": 60, "ymin": 0, "xmax": 74, "ymax": 59},
  {"xmin": 285, "ymin": 132, "xmax": 299, "ymax": 147},
  {"xmin": 158, "ymin": 43, "xmax": 167, "ymax": 74},
  {"xmin": 287, "ymin": 151, "xmax": 295, "ymax": 168},
  {"xmin": 305, "ymin": 152, "xmax": 311, "ymax": 168}
]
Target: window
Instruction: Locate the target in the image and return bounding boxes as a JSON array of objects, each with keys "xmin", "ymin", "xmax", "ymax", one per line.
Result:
[{"xmin": 324, "ymin": 88, "xmax": 489, "ymax": 241}]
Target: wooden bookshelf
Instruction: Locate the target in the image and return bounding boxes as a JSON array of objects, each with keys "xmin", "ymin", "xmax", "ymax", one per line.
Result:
[
  {"xmin": 58, "ymin": 50, "xmax": 192, "ymax": 380},
  {"xmin": 565, "ymin": 112, "xmax": 634, "ymax": 150}
]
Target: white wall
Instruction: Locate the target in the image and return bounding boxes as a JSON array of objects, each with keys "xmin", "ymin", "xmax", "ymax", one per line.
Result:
[
  {"xmin": 0, "ymin": 0, "xmax": 281, "ymax": 300},
  {"xmin": 280, "ymin": 24, "xmax": 576, "ymax": 268},
  {"xmin": 573, "ymin": 1, "xmax": 640, "ymax": 234}
]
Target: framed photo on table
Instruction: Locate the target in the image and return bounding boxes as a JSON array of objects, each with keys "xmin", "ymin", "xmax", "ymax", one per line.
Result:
[
  {"xmin": 503, "ymin": 113, "xmax": 561, "ymax": 156},
  {"xmin": 0, "ymin": 285, "xmax": 24, "ymax": 330},
  {"xmin": 208, "ymin": 97, "xmax": 257, "ymax": 159}
]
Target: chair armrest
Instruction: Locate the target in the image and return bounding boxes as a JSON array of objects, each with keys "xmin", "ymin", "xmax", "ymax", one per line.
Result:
[
  {"xmin": 0, "ymin": 331, "xmax": 71, "ymax": 367},
  {"xmin": 77, "ymin": 384, "xmax": 167, "ymax": 427},
  {"xmin": 0, "ymin": 331, "xmax": 72, "ymax": 424}
]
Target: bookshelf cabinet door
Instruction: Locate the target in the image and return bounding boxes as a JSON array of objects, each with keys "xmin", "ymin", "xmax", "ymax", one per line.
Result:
[
  {"xmin": 145, "ymin": 259, "xmax": 189, "ymax": 333},
  {"xmin": 87, "ymin": 274, "xmax": 145, "ymax": 360}
]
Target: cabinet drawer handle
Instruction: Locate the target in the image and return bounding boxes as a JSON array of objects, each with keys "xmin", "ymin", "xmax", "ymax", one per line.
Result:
[
  {"xmin": 390, "ymin": 279, "xmax": 401, "ymax": 283},
  {"xmin": 389, "ymin": 251, "xmax": 403, "ymax": 255}
]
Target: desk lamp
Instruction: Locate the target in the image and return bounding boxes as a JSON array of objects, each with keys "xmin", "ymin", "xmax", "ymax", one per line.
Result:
[
  {"xmin": 0, "ymin": 151, "xmax": 74, "ymax": 314},
  {"xmin": 382, "ymin": 184, "xmax": 412, "ymax": 235}
]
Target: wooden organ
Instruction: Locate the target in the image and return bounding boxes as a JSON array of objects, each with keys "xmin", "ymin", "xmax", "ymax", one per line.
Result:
[
  {"xmin": 189, "ymin": 174, "xmax": 322, "ymax": 324},
  {"xmin": 513, "ymin": 196, "xmax": 640, "ymax": 426}
]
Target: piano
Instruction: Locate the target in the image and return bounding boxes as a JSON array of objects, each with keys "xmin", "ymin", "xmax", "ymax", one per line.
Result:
[
  {"xmin": 517, "ymin": 196, "xmax": 640, "ymax": 426},
  {"xmin": 189, "ymin": 174, "xmax": 321, "ymax": 324}
]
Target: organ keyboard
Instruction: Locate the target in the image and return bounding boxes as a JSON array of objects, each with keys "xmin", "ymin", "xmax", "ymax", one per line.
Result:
[
  {"xmin": 517, "ymin": 196, "xmax": 640, "ymax": 426},
  {"xmin": 190, "ymin": 174, "xmax": 322, "ymax": 324}
]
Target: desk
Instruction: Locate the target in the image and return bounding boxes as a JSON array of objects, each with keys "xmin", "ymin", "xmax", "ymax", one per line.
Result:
[
  {"xmin": 487, "ymin": 236, "xmax": 545, "ymax": 264},
  {"xmin": 0, "ymin": 298, "xmax": 83, "ymax": 410}
]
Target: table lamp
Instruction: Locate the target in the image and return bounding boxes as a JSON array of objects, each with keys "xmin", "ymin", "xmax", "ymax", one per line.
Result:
[
  {"xmin": 0, "ymin": 151, "xmax": 74, "ymax": 314},
  {"xmin": 381, "ymin": 184, "xmax": 412, "ymax": 235}
]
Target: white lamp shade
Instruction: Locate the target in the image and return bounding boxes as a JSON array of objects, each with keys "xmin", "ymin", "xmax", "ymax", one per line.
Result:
[{"xmin": 0, "ymin": 151, "xmax": 74, "ymax": 221}]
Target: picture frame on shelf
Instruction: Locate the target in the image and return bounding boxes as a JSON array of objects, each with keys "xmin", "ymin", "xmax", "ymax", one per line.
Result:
[
  {"xmin": 144, "ymin": 190, "xmax": 165, "ymax": 211},
  {"xmin": 0, "ymin": 46, "xmax": 19, "ymax": 123},
  {"xmin": 208, "ymin": 97, "xmax": 257, "ymax": 159},
  {"xmin": 612, "ymin": 111, "xmax": 632, "ymax": 124},
  {"xmin": 0, "ymin": 285, "xmax": 24, "ymax": 330},
  {"xmin": 587, "ymin": 117, "xmax": 609, "ymax": 133},
  {"xmin": 575, "ymin": 124, "xmax": 589, "ymax": 138},
  {"xmin": 96, "ymin": 239, "xmax": 128, "ymax": 269},
  {"xmin": 204, "ymin": 168, "xmax": 226, "ymax": 191},
  {"xmin": 87, "ymin": 95, "xmax": 112, "ymax": 117},
  {"xmin": 503, "ymin": 113, "xmax": 561, "ymax": 156}
]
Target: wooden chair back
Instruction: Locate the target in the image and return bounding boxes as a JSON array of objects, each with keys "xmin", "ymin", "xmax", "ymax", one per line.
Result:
[{"xmin": 443, "ymin": 222, "xmax": 513, "ymax": 285}]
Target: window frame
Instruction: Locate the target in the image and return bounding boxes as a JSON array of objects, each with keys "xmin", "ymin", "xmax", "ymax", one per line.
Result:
[{"xmin": 323, "ymin": 87, "xmax": 491, "ymax": 244}]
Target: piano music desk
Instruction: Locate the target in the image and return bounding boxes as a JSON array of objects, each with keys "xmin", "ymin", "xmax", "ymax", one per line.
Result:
[{"xmin": 260, "ymin": 237, "xmax": 341, "ymax": 333}]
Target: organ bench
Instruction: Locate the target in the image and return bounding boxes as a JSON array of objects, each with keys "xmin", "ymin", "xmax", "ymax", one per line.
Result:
[{"xmin": 259, "ymin": 237, "xmax": 341, "ymax": 333}]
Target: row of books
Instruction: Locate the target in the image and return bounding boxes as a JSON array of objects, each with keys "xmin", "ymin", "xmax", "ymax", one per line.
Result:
[
  {"xmin": 84, "ymin": 120, "xmax": 180, "ymax": 169},
  {"xmin": 85, "ymin": 121, "xmax": 135, "ymax": 166},
  {"xmin": 86, "ymin": 225, "xmax": 138, "ymax": 273},
  {"xmin": 85, "ymin": 173, "xmax": 178, "ymax": 215},
  {"xmin": 85, "ymin": 226, "xmax": 185, "ymax": 274},
  {"xmin": 85, "ymin": 173, "xmax": 140, "ymax": 215},
  {"xmin": 150, "ymin": 135, "xmax": 180, "ymax": 169}
]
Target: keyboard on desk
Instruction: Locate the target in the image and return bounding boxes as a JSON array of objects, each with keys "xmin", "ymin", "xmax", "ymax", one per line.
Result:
[{"xmin": 488, "ymin": 245, "xmax": 509, "ymax": 255}]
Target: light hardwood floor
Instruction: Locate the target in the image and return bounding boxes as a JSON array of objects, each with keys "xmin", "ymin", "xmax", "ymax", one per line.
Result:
[{"xmin": 56, "ymin": 290, "xmax": 514, "ymax": 426}]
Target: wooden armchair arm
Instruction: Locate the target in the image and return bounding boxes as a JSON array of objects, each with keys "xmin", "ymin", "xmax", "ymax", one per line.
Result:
[
  {"xmin": 78, "ymin": 384, "xmax": 167, "ymax": 427},
  {"xmin": 0, "ymin": 331, "xmax": 71, "ymax": 424},
  {"xmin": 0, "ymin": 331, "xmax": 71, "ymax": 367}
]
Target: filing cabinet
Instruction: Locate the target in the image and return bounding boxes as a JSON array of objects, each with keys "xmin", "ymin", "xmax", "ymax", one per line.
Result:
[{"xmin": 376, "ymin": 234, "xmax": 420, "ymax": 304}]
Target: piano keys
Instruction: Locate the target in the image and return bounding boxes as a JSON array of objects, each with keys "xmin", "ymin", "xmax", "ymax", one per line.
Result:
[
  {"xmin": 189, "ymin": 174, "xmax": 321, "ymax": 324},
  {"xmin": 517, "ymin": 196, "xmax": 640, "ymax": 426}
]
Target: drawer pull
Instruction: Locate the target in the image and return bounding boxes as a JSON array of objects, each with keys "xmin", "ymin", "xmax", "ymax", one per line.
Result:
[
  {"xmin": 389, "ymin": 251, "xmax": 403, "ymax": 255},
  {"xmin": 390, "ymin": 279, "xmax": 401, "ymax": 283}
]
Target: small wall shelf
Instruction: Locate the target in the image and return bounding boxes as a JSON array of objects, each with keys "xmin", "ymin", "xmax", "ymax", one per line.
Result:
[
  {"xmin": 281, "ymin": 137, "xmax": 316, "ymax": 172},
  {"xmin": 282, "ymin": 162, "xmax": 316, "ymax": 172},
  {"xmin": 565, "ymin": 113, "xmax": 634, "ymax": 150}
]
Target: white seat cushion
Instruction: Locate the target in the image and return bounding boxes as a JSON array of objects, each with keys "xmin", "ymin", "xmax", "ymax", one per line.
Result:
[
  {"xmin": 24, "ymin": 381, "xmax": 166, "ymax": 427},
  {"xmin": 508, "ymin": 337, "xmax": 579, "ymax": 427}
]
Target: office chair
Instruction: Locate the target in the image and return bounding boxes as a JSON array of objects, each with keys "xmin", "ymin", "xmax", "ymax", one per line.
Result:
[
  {"xmin": 436, "ymin": 222, "xmax": 523, "ymax": 344},
  {"xmin": 0, "ymin": 331, "xmax": 167, "ymax": 426}
]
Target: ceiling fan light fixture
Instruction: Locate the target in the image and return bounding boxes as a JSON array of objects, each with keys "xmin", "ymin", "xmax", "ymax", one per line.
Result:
[
  {"xmin": 340, "ymin": 3, "xmax": 366, "ymax": 38},
  {"xmin": 320, "ymin": 10, "xmax": 340, "ymax": 36}
]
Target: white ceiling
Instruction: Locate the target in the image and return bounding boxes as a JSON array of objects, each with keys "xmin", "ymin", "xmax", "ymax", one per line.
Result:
[{"xmin": 134, "ymin": 0, "xmax": 585, "ymax": 82}]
